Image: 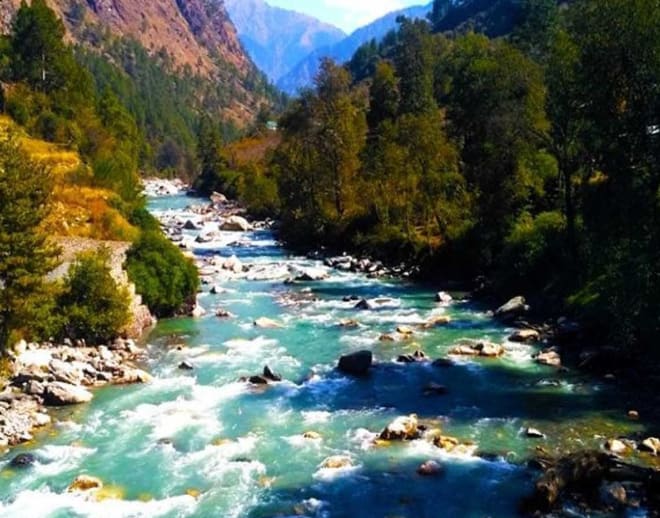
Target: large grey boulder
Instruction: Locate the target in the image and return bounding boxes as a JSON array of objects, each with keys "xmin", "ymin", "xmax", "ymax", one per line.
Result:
[{"xmin": 494, "ymin": 296, "xmax": 530, "ymax": 321}]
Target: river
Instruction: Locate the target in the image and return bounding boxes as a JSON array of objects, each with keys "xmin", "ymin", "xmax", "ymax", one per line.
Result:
[{"xmin": 0, "ymin": 194, "xmax": 647, "ymax": 517}]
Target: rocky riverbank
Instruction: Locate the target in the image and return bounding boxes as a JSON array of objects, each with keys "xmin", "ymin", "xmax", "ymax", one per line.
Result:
[{"xmin": 0, "ymin": 338, "xmax": 151, "ymax": 449}]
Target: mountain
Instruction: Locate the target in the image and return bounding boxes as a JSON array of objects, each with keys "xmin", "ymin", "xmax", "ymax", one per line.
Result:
[
  {"xmin": 277, "ymin": 3, "xmax": 433, "ymax": 94},
  {"xmin": 1, "ymin": 0, "xmax": 268, "ymax": 123},
  {"xmin": 225, "ymin": 0, "xmax": 345, "ymax": 84}
]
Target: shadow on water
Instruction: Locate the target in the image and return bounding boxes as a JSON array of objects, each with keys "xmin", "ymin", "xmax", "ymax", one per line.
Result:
[{"xmin": 245, "ymin": 456, "xmax": 534, "ymax": 518}]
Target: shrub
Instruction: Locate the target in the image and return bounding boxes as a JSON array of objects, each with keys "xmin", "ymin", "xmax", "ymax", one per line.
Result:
[
  {"xmin": 497, "ymin": 211, "xmax": 569, "ymax": 294},
  {"xmin": 126, "ymin": 231, "xmax": 198, "ymax": 317},
  {"xmin": 58, "ymin": 249, "xmax": 130, "ymax": 344}
]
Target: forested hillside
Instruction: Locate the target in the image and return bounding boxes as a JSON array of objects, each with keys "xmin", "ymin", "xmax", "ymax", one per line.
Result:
[
  {"xmin": 219, "ymin": 0, "xmax": 659, "ymax": 356},
  {"xmin": 0, "ymin": 1, "xmax": 200, "ymax": 351}
]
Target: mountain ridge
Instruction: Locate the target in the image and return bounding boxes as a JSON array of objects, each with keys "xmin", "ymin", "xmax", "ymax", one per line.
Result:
[
  {"xmin": 225, "ymin": 0, "xmax": 345, "ymax": 84},
  {"xmin": 277, "ymin": 2, "xmax": 433, "ymax": 93}
]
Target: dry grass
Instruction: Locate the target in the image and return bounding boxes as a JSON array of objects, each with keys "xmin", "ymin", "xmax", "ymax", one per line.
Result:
[{"xmin": 1, "ymin": 115, "xmax": 137, "ymax": 241}]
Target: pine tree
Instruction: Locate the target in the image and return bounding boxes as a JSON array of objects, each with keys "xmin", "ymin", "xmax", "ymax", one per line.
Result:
[
  {"xmin": 10, "ymin": 0, "xmax": 70, "ymax": 92},
  {"xmin": 0, "ymin": 136, "xmax": 59, "ymax": 351}
]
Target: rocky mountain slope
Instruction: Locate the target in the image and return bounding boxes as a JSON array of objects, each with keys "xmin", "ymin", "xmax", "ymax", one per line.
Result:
[
  {"xmin": 1, "ymin": 0, "xmax": 266, "ymax": 122},
  {"xmin": 277, "ymin": 2, "xmax": 433, "ymax": 93},
  {"xmin": 225, "ymin": 0, "xmax": 345, "ymax": 84}
]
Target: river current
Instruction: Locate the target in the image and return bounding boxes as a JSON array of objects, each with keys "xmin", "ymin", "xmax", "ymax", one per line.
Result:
[{"xmin": 0, "ymin": 195, "xmax": 646, "ymax": 517}]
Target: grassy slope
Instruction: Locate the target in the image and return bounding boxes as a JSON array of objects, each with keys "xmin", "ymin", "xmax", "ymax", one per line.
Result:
[{"xmin": 0, "ymin": 115, "xmax": 137, "ymax": 242}]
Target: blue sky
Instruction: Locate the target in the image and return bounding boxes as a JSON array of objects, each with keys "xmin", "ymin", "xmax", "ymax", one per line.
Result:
[{"xmin": 266, "ymin": 0, "xmax": 427, "ymax": 33}]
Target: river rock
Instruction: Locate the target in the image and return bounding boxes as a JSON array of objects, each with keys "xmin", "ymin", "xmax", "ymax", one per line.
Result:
[
  {"xmin": 210, "ymin": 192, "xmax": 227, "ymax": 205},
  {"xmin": 303, "ymin": 431, "xmax": 322, "ymax": 440},
  {"xmin": 321, "ymin": 456, "xmax": 353, "ymax": 469},
  {"xmin": 354, "ymin": 299, "xmax": 371, "ymax": 310},
  {"xmin": 432, "ymin": 358, "xmax": 455, "ymax": 368},
  {"xmin": 49, "ymin": 359, "xmax": 84, "ymax": 385},
  {"xmin": 262, "ymin": 365, "xmax": 282, "ymax": 382},
  {"xmin": 379, "ymin": 334, "xmax": 395, "ymax": 342},
  {"xmin": 509, "ymin": 329, "xmax": 541, "ymax": 343},
  {"xmin": 294, "ymin": 267, "xmax": 329, "ymax": 282},
  {"xmin": 600, "ymin": 481, "xmax": 627, "ymax": 507},
  {"xmin": 215, "ymin": 309, "xmax": 234, "ymax": 319},
  {"xmin": 397, "ymin": 350, "xmax": 428, "ymax": 363},
  {"xmin": 191, "ymin": 304, "xmax": 206, "ymax": 318},
  {"xmin": 605, "ymin": 438, "xmax": 628, "ymax": 454},
  {"xmin": 379, "ymin": 414, "xmax": 421, "ymax": 441},
  {"xmin": 424, "ymin": 315, "xmax": 452, "ymax": 328},
  {"xmin": 396, "ymin": 325, "xmax": 414, "ymax": 336},
  {"xmin": 43, "ymin": 382, "xmax": 93, "ymax": 406},
  {"xmin": 183, "ymin": 219, "xmax": 200, "ymax": 230},
  {"xmin": 450, "ymin": 341, "xmax": 504, "ymax": 358},
  {"xmin": 68, "ymin": 475, "xmax": 103, "ymax": 492},
  {"xmin": 494, "ymin": 296, "xmax": 529, "ymax": 321},
  {"xmin": 338, "ymin": 319, "xmax": 360, "ymax": 328},
  {"xmin": 254, "ymin": 317, "xmax": 283, "ymax": 329},
  {"xmin": 222, "ymin": 255, "xmax": 243, "ymax": 274},
  {"xmin": 640, "ymin": 437, "xmax": 660, "ymax": 455},
  {"xmin": 417, "ymin": 460, "xmax": 443, "ymax": 477},
  {"xmin": 220, "ymin": 216, "xmax": 251, "ymax": 232},
  {"xmin": 423, "ymin": 382, "xmax": 448, "ymax": 396},
  {"xmin": 178, "ymin": 361, "xmax": 194, "ymax": 371},
  {"xmin": 9, "ymin": 453, "xmax": 36, "ymax": 468},
  {"xmin": 435, "ymin": 292, "xmax": 453, "ymax": 303},
  {"xmin": 337, "ymin": 350, "xmax": 372, "ymax": 376},
  {"xmin": 525, "ymin": 427, "xmax": 546, "ymax": 439},
  {"xmin": 536, "ymin": 349, "xmax": 561, "ymax": 367}
]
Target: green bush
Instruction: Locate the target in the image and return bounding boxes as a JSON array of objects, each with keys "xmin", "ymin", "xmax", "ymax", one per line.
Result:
[
  {"xmin": 497, "ymin": 211, "xmax": 569, "ymax": 294},
  {"xmin": 58, "ymin": 249, "xmax": 130, "ymax": 344},
  {"xmin": 126, "ymin": 231, "xmax": 198, "ymax": 317}
]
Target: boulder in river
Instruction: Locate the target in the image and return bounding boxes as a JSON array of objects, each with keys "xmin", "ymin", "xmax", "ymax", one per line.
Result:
[
  {"xmin": 262, "ymin": 365, "xmax": 282, "ymax": 382},
  {"xmin": 525, "ymin": 427, "xmax": 546, "ymax": 439},
  {"xmin": 379, "ymin": 414, "xmax": 421, "ymax": 441},
  {"xmin": 450, "ymin": 341, "xmax": 504, "ymax": 358},
  {"xmin": 43, "ymin": 382, "xmax": 93, "ymax": 406},
  {"xmin": 508, "ymin": 329, "xmax": 541, "ymax": 343},
  {"xmin": 640, "ymin": 437, "xmax": 660, "ymax": 455},
  {"xmin": 321, "ymin": 455, "xmax": 353, "ymax": 469},
  {"xmin": 178, "ymin": 361, "xmax": 194, "ymax": 371},
  {"xmin": 9, "ymin": 453, "xmax": 36, "ymax": 469},
  {"xmin": 396, "ymin": 325, "xmax": 414, "ymax": 336},
  {"xmin": 191, "ymin": 304, "xmax": 206, "ymax": 318},
  {"xmin": 67, "ymin": 475, "xmax": 103, "ymax": 492},
  {"xmin": 220, "ymin": 216, "xmax": 251, "ymax": 232},
  {"xmin": 536, "ymin": 349, "xmax": 561, "ymax": 367},
  {"xmin": 424, "ymin": 315, "xmax": 452, "ymax": 328},
  {"xmin": 254, "ymin": 317, "xmax": 284, "ymax": 329},
  {"xmin": 397, "ymin": 350, "xmax": 428, "ymax": 363},
  {"xmin": 417, "ymin": 460, "xmax": 443, "ymax": 477},
  {"xmin": 494, "ymin": 296, "xmax": 529, "ymax": 321},
  {"xmin": 435, "ymin": 291, "xmax": 453, "ymax": 303},
  {"xmin": 354, "ymin": 299, "xmax": 371, "ymax": 310},
  {"xmin": 337, "ymin": 350, "xmax": 372, "ymax": 376},
  {"xmin": 605, "ymin": 438, "xmax": 628, "ymax": 454}
]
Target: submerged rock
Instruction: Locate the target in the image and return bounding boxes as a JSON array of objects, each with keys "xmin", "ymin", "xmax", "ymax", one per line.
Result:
[
  {"xmin": 424, "ymin": 315, "xmax": 452, "ymax": 328},
  {"xmin": 68, "ymin": 475, "xmax": 103, "ymax": 492},
  {"xmin": 423, "ymin": 382, "xmax": 448, "ymax": 396},
  {"xmin": 178, "ymin": 361, "xmax": 194, "ymax": 371},
  {"xmin": 417, "ymin": 460, "xmax": 443, "ymax": 477},
  {"xmin": 354, "ymin": 299, "xmax": 371, "ymax": 310},
  {"xmin": 397, "ymin": 350, "xmax": 428, "ymax": 364},
  {"xmin": 337, "ymin": 350, "xmax": 372, "ymax": 376},
  {"xmin": 303, "ymin": 431, "xmax": 322, "ymax": 440}
]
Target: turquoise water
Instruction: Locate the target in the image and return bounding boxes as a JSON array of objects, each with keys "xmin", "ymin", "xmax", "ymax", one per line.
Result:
[{"xmin": 0, "ymin": 195, "xmax": 646, "ymax": 517}]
